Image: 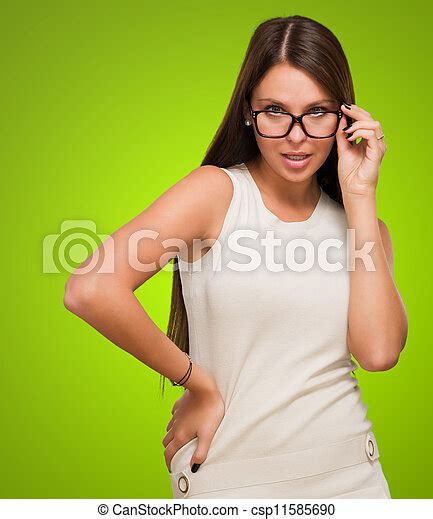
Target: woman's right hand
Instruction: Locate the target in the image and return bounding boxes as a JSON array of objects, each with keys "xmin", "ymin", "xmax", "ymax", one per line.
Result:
[{"xmin": 163, "ymin": 386, "xmax": 225, "ymax": 473}]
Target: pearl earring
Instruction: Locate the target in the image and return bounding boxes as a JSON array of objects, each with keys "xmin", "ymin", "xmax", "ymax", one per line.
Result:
[{"xmin": 245, "ymin": 120, "xmax": 252, "ymax": 126}]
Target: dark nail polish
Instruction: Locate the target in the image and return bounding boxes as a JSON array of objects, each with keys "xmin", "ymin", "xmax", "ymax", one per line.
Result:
[
  {"xmin": 343, "ymin": 102, "xmax": 352, "ymax": 109},
  {"xmin": 191, "ymin": 463, "xmax": 201, "ymax": 473},
  {"xmin": 342, "ymin": 124, "xmax": 352, "ymax": 131}
]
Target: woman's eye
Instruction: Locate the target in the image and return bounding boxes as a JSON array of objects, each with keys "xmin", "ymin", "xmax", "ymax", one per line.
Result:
[{"xmin": 265, "ymin": 105, "xmax": 284, "ymax": 112}]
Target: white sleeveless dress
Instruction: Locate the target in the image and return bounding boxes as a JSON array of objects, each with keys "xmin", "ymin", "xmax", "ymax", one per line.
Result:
[{"xmin": 169, "ymin": 162, "xmax": 391, "ymax": 499}]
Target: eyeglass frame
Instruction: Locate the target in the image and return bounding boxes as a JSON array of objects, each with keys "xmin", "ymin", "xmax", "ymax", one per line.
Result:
[{"xmin": 247, "ymin": 100, "xmax": 344, "ymax": 139}]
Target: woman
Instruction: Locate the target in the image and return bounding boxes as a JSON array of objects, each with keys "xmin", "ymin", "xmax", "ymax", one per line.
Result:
[{"xmin": 64, "ymin": 15, "xmax": 408, "ymax": 499}]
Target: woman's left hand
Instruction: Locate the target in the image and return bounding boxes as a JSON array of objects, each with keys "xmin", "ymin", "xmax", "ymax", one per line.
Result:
[{"xmin": 336, "ymin": 103, "xmax": 387, "ymax": 197}]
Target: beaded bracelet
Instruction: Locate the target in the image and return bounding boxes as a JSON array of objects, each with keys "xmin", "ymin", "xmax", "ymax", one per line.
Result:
[{"xmin": 171, "ymin": 351, "xmax": 193, "ymax": 387}]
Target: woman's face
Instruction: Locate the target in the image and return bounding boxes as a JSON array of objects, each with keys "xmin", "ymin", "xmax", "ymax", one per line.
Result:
[{"xmin": 245, "ymin": 63, "xmax": 340, "ymax": 182}]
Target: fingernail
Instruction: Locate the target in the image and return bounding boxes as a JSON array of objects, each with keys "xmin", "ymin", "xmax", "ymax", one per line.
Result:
[
  {"xmin": 343, "ymin": 102, "xmax": 352, "ymax": 109},
  {"xmin": 191, "ymin": 463, "xmax": 201, "ymax": 473}
]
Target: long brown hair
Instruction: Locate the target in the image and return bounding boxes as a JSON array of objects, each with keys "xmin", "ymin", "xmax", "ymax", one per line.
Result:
[{"xmin": 160, "ymin": 14, "xmax": 355, "ymax": 396}]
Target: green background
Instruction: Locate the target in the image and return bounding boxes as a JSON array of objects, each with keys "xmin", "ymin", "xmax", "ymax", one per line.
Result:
[{"xmin": 1, "ymin": 0, "xmax": 431, "ymax": 499}]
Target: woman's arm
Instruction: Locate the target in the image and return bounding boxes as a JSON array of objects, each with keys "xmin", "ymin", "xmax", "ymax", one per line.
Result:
[
  {"xmin": 343, "ymin": 192, "xmax": 408, "ymax": 372},
  {"xmin": 63, "ymin": 165, "xmax": 232, "ymax": 394}
]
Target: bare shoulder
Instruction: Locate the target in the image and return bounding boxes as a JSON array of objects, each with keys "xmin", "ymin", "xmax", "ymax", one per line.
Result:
[
  {"xmin": 176, "ymin": 164, "xmax": 235, "ymax": 238},
  {"xmin": 147, "ymin": 163, "xmax": 233, "ymax": 224},
  {"xmin": 176, "ymin": 164, "xmax": 233, "ymax": 201},
  {"xmin": 377, "ymin": 217, "xmax": 394, "ymax": 275},
  {"xmin": 157, "ymin": 162, "xmax": 235, "ymax": 246},
  {"xmin": 171, "ymin": 164, "xmax": 235, "ymax": 264}
]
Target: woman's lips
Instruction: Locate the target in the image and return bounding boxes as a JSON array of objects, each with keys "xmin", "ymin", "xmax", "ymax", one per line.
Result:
[{"xmin": 281, "ymin": 153, "xmax": 312, "ymax": 169}]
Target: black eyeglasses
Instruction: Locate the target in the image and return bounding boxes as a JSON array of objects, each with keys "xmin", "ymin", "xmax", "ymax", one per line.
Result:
[{"xmin": 248, "ymin": 101, "xmax": 344, "ymax": 139}]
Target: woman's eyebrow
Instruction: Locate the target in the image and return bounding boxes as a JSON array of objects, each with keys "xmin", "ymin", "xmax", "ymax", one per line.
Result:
[{"xmin": 257, "ymin": 98, "xmax": 337, "ymax": 109}]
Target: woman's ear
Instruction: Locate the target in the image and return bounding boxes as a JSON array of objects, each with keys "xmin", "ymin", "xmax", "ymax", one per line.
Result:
[{"xmin": 243, "ymin": 104, "xmax": 252, "ymax": 125}]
